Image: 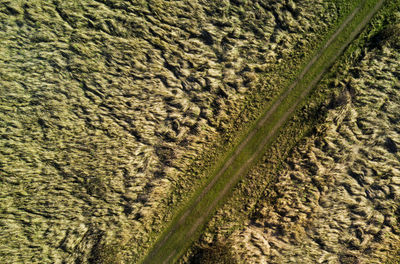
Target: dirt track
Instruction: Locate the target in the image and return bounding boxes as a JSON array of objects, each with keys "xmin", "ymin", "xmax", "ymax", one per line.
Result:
[
  {"xmin": 142, "ymin": 1, "xmax": 385, "ymax": 263},
  {"xmin": 0, "ymin": 1, "xmax": 338, "ymax": 263},
  {"xmin": 229, "ymin": 31, "xmax": 400, "ymax": 264}
]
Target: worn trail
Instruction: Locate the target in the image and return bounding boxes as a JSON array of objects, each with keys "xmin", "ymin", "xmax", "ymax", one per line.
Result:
[{"xmin": 141, "ymin": 1, "xmax": 384, "ymax": 263}]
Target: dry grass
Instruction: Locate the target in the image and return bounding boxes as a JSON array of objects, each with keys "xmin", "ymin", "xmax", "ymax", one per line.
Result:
[
  {"xmin": 187, "ymin": 4, "xmax": 400, "ymax": 262},
  {"xmin": 0, "ymin": 0, "xmax": 347, "ymax": 263}
]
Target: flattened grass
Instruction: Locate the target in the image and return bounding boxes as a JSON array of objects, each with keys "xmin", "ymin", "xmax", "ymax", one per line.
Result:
[{"xmin": 139, "ymin": 0, "xmax": 386, "ymax": 263}]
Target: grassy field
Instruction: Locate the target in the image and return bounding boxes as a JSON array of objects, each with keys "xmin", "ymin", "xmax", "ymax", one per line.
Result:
[
  {"xmin": 0, "ymin": 1, "xmax": 361, "ymax": 262},
  {"xmin": 186, "ymin": 0, "xmax": 400, "ymax": 262},
  {"xmin": 139, "ymin": 0, "xmax": 386, "ymax": 263}
]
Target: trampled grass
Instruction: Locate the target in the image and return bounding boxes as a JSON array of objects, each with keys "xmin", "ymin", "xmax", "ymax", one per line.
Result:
[
  {"xmin": 139, "ymin": 0, "xmax": 386, "ymax": 263},
  {"xmin": 188, "ymin": 0, "xmax": 400, "ymax": 262}
]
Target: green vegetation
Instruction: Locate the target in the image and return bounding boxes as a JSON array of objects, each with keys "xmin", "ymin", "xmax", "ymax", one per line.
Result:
[
  {"xmin": 387, "ymin": 250, "xmax": 400, "ymax": 264},
  {"xmin": 371, "ymin": 24, "xmax": 400, "ymax": 48},
  {"xmin": 184, "ymin": 0, "xmax": 400, "ymax": 263},
  {"xmin": 140, "ymin": 1, "xmax": 387, "ymax": 263},
  {"xmin": 2, "ymin": 0, "xmax": 398, "ymax": 262},
  {"xmin": 88, "ymin": 242, "xmax": 123, "ymax": 264},
  {"xmin": 0, "ymin": 1, "xmax": 352, "ymax": 262},
  {"xmin": 189, "ymin": 242, "xmax": 237, "ymax": 264}
]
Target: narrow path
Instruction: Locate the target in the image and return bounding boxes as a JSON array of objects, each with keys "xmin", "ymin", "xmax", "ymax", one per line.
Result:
[{"xmin": 141, "ymin": 1, "xmax": 384, "ymax": 263}]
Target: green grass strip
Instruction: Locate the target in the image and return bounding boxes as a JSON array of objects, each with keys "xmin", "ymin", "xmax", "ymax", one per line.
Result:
[{"xmin": 140, "ymin": 0, "xmax": 385, "ymax": 263}]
